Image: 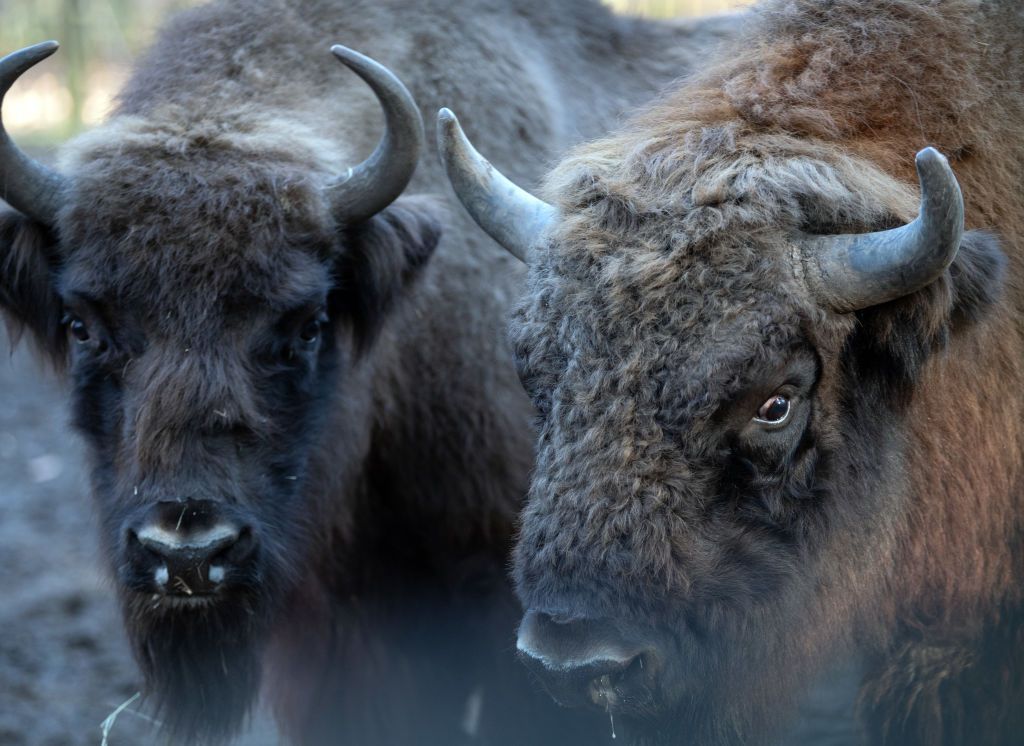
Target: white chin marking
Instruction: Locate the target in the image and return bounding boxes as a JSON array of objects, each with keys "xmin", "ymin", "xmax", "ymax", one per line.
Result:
[
  {"xmin": 154, "ymin": 566, "xmax": 169, "ymax": 586},
  {"xmin": 208, "ymin": 565, "xmax": 225, "ymax": 584}
]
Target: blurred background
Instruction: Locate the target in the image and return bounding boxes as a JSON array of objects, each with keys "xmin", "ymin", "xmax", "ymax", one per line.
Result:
[{"xmin": 1, "ymin": 0, "xmax": 752, "ymax": 146}]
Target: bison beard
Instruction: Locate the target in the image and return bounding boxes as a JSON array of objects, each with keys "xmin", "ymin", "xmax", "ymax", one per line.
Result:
[{"xmin": 124, "ymin": 585, "xmax": 273, "ymax": 742}]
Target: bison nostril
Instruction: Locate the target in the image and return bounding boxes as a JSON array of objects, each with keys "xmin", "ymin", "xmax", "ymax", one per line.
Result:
[
  {"xmin": 586, "ymin": 652, "xmax": 649, "ymax": 709},
  {"xmin": 516, "ymin": 609, "xmax": 664, "ymax": 712},
  {"xmin": 588, "ymin": 672, "xmax": 617, "ymax": 708},
  {"xmin": 124, "ymin": 509, "xmax": 257, "ymax": 597},
  {"xmin": 154, "ymin": 564, "xmax": 170, "ymax": 587}
]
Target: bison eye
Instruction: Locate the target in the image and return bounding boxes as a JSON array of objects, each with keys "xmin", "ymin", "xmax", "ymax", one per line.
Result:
[
  {"xmin": 298, "ymin": 312, "xmax": 327, "ymax": 345},
  {"xmin": 754, "ymin": 394, "xmax": 790, "ymax": 425},
  {"xmin": 64, "ymin": 316, "xmax": 90, "ymax": 344}
]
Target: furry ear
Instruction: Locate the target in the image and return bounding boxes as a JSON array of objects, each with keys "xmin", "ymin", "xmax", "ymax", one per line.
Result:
[
  {"xmin": 0, "ymin": 208, "xmax": 65, "ymax": 361},
  {"xmin": 844, "ymin": 230, "xmax": 1006, "ymax": 402},
  {"xmin": 332, "ymin": 195, "xmax": 443, "ymax": 349}
]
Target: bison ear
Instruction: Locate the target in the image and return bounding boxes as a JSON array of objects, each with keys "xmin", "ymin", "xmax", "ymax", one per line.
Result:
[
  {"xmin": 332, "ymin": 195, "xmax": 443, "ymax": 348},
  {"xmin": 0, "ymin": 208, "xmax": 65, "ymax": 362},
  {"xmin": 844, "ymin": 229, "xmax": 1005, "ymax": 401}
]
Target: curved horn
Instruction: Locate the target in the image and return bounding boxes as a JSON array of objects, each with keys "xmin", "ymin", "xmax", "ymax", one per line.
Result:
[
  {"xmin": 437, "ymin": 108, "xmax": 554, "ymax": 263},
  {"xmin": 0, "ymin": 41, "xmax": 67, "ymax": 225},
  {"xmin": 326, "ymin": 45, "xmax": 423, "ymax": 224},
  {"xmin": 800, "ymin": 147, "xmax": 964, "ymax": 313}
]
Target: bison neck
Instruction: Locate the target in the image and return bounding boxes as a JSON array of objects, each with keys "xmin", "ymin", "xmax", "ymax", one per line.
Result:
[{"xmin": 261, "ymin": 293, "xmax": 577, "ymax": 744}]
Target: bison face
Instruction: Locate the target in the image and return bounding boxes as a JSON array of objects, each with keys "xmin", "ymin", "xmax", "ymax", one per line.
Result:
[
  {"xmin": 59, "ymin": 203, "xmax": 337, "ymax": 741},
  {"xmin": 19, "ymin": 160, "xmax": 434, "ymax": 741},
  {"xmin": 508, "ymin": 201, "xmax": 1003, "ymax": 746},
  {"xmin": 0, "ymin": 43, "xmax": 432, "ymax": 744},
  {"xmin": 509, "ymin": 237, "xmax": 839, "ymax": 742},
  {"xmin": 438, "ymin": 115, "xmax": 1006, "ymax": 745},
  {"xmin": 0, "ymin": 166, "xmax": 438, "ymax": 740}
]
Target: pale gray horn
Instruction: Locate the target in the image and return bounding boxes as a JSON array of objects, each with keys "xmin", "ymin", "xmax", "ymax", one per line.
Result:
[
  {"xmin": 327, "ymin": 45, "xmax": 423, "ymax": 223},
  {"xmin": 800, "ymin": 147, "xmax": 964, "ymax": 313},
  {"xmin": 0, "ymin": 41, "xmax": 67, "ymax": 225},
  {"xmin": 437, "ymin": 108, "xmax": 555, "ymax": 263}
]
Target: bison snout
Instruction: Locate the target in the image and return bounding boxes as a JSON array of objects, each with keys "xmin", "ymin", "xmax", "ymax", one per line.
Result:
[
  {"xmin": 124, "ymin": 499, "xmax": 257, "ymax": 597},
  {"xmin": 516, "ymin": 609, "xmax": 663, "ymax": 713}
]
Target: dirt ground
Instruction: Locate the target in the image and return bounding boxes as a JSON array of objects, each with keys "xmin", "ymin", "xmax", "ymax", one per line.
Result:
[
  {"xmin": 0, "ymin": 329, "xmax": 153, "ymax": 745},
  {"xmin": 0, "ymin": 324, "xmax": 862, "ymax": 745}
]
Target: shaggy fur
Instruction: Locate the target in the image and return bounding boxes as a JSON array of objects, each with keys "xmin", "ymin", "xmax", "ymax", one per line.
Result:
[
  {"xmin": 0, "ymin": 1, "xmax": 743, "ymax": 743},
  {"xmin": 508, "ymin": 1, "xmax": 1024, "ymax": 744}
]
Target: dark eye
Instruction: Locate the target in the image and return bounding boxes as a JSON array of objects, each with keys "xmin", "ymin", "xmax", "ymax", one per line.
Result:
[
  {"xmin": 298, "ymin": 313, "xmax": 327, "ymax": 344},
  {"xmin": 299, "ymin": 320, "xmax": 320, "ymax": 343},
  {"xmin": 65, "ymin": 316, "xmax": 90, "ymax": 343},
  {"xmin": 754, "ymin": 394, "xmax": 790, "ymax": 425}
]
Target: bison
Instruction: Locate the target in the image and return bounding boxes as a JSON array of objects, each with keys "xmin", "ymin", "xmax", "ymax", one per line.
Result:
[
  {"xmin": 0, "ymin": 0, "xmax": 741, "ymax": 743},
  {"xmin": 440, "ymin": 0, "xmax": 1024, "ymax": 744}
]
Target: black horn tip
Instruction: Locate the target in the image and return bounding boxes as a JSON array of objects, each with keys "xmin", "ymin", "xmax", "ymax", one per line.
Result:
[
  {"xmin": 328, "ymin": 44, "xmax": 416, "ymax": 118},
  {"xmin": 915, "ymin": 146, "xmax": 951, "ymax": 178},
  {"xmin": 1, "ymin": 42, "xmax": 61, "ymax": 90},
  {"xmin": 16, "ymin": 40, "xmax": 60, "ymax": 61},
  {"xmin": 329, "ymin": 44, "xmax": 373, "ymax": 75},
  {"xmin": 917, "ymin": 146, "xmax": 954, "ymax": 190},
  {"xmin": 436, "ymin": 108, "xmax": 460, "ymax": 148},
  {"xmin": 915, "ymin": 146, "xmax": 945, "ymax": 166},
  {"xmin": 329, "ymin": 44, "xmax": 367, "ymax": 68}
]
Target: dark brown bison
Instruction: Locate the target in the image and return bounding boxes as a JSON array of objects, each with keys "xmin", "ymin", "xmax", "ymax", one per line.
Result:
[
  {"xmin": 0, "ymin": 0, "xmax": 741, "ymax": 743},
  {"xmin": 440, "ymin": 0, "xmax": 1024, "ymax": 744}
]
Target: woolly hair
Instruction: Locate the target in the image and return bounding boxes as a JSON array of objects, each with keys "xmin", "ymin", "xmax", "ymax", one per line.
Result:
[{"xmin": 512, "ymin": 2, "xmax": 1024, "ymax": 744}]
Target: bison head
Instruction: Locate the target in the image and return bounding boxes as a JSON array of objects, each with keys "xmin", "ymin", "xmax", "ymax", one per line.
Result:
[
  {"xmin": 439, "ymin": 110, "xmax": 1006, "ymax": 744},
  {"xmin": 0, "ymin": 42, "xmax": 439, "ymax": 742}
]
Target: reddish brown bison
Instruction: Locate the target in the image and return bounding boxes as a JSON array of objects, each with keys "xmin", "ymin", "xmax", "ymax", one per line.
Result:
[
  {"xmin": 0, "ymin": 0, "xmax": 739, "ymax": 743},
  {"xmin": 441, "ymin": 0, "xmax": 1024, "ymax": 743}
]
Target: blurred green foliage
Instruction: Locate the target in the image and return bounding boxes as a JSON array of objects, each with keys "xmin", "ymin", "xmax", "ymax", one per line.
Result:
[
  {"xmin": 0, "ymin": 0, "xmax": 748, "ymax": 143},
  {"xmin": 0, "ymin": 0, "xmax": 196, "ymax": 56},
  {"xmin": 609, "ymin": 0, "xmax": 748, "ymax": 16},
  {"xmin": 0, "ymin": 0, "xmax": 197, "ymax": 142}
]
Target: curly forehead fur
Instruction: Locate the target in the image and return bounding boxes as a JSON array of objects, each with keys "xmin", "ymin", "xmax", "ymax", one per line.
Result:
[
  {"xmin": 512, "ymin": 1, "xmax": 1024, "ymax": 744},
  {"xmin": 57, "ymin": 113, "xmax": 337, "ymax": 332},
  {"xmin": 542, "ymin": 0, "xmax": 1000, "ymax": 217}
]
